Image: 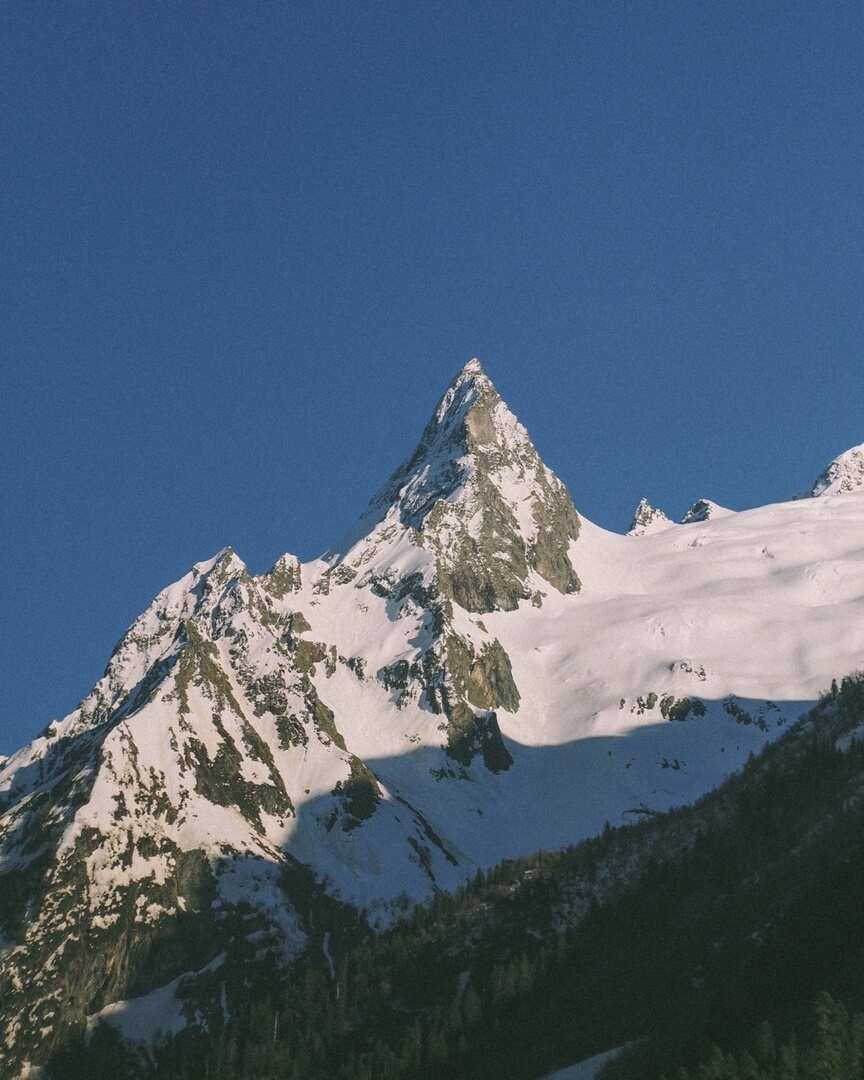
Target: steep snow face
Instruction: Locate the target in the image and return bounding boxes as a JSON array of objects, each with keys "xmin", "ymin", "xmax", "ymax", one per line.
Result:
[
  {"xmin": 627, "ymin": 497, "xmax": 673, "ymax": 536},
  {"xmin": 809, "ymin": 443, "xmax": 864, "ymax": 497},
  {"xmin": 680, "ymin": 498, "xmax": 733, "ymax": 524},
  {"xmin": 3, "ymin": 360, "xmax": 864, "ymax": 1069}
]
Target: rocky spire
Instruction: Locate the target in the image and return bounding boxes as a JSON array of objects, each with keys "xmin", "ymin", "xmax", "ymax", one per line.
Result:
[
  {"xmin": 333, "ymin": 359, "xmax": 583, "ymax": 612},
  {"xmin": 627, "ymin": 497, "xmax": 672, "ymax": 536},
  {"xmin": 369, "ymin": 358, "xmax": 528, "ymax": 526},
  {"xmin": 680, "ymin": 499, "xmax": 732, "ymax": 524}
]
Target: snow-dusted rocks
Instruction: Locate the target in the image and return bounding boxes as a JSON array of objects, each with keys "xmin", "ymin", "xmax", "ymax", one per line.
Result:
[
  {"xmin": 627, "ymin": 497, "xmax": 673, "ymax": 536},
  {"xmin": 808, "ymin": 442, "xmax": 864, "ymax": 497},
  {"xmin": 262, "ymin": 552, "xmax": 302, "ymax": 597},
  {"xmin": 628, "ymin": 496, "xmax": 733, "ymax": 533},
  {"xmin": 680, "ymin": 498, "xmax": 733, "ymax": 524},
  {"xmin": 3, "ymin": 359, "xmax": 864, "ymax": 1072},
  {"xmin": 325, "ymin": 357, "xmax": 582, "ymax": 613}
]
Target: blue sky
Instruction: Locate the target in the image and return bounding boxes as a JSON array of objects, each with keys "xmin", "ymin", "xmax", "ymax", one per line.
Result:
[{"xmin": 2, "ymin": 1, "xmax": 863, "ymax": 753}]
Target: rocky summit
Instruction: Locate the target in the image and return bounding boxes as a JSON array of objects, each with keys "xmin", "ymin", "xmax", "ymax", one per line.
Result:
[{"xmin": 3, "ymin": 360, "xmax": 864, "ymax": 1075}]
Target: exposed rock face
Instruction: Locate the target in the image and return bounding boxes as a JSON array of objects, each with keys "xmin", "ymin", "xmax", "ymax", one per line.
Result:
[
  {"xmin": 680, "ymin": 498, "xmax": 732, "ymax": 524},
  {"xmin": 448, "ymin": 637, "xmax": 520, "ymax": 714},
  {"xmin": 808, "ymin": 443, "xmax": 864, "ymax": 497},
  {"xmin": 261, "ymin": 552, "xmax": 302, "ymax": 597},
  {"xmin": 329, "ymin": 358, "xmax": 582, "ymax": 613},
  {"xmin": 627, "ymin": 497, "xmax": 673, "ymax": 536}
]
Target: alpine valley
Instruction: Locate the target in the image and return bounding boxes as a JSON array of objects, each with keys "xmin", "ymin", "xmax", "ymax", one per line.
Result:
[{"xmin": 4, "ymin": 360, "xmax": 864, "ymax": 1079}]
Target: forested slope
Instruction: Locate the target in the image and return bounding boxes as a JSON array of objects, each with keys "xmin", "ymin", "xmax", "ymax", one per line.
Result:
[{"xmin": 48, "ymin": 675, "xmax": 864, "ymax": 1079}]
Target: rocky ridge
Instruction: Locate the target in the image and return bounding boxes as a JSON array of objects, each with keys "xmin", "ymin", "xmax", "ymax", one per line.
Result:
[{"xmin": 627, "ymin": 497, "xmax": 673, "ymax": 536}]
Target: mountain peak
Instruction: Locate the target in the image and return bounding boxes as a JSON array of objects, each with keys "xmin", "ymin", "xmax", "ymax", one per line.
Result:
[
  {"xmin": 809, "ymin": 443, "xmax": 864, "ymax": 497},
  {"xmin": 332, "ymin": 359, "xmax": 582, "ymax": 612},
  {"xmin": 628, "ymin": 497, "xmax": 672, "ymax": 536},
  {"xmin": 366, "ymin": 360, "xmax": 527, "ymax": 531},
  {"xmin": 681, "ymin": 498, "xmax": 733, "ymax": 524},
  {"xmin": 427, "ymin": 356, "xmax": 502, "ymax": 438},
  {"xmin": 461, "ymin": 356, "xmax": 486, "ymax": 376}
]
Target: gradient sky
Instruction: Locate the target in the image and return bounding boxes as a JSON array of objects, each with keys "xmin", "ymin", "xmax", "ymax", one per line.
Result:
[{"xmin": 3, "ymin": 1, "xmax": 863, "ymax": 753}]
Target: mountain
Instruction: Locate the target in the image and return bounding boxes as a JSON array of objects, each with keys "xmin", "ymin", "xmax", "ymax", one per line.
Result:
[
  {"xmin": 808, "ymin": 442, "xmax": 864, "ymax": 497},
  {"xmin": 628, "ymin": 497, "xmax": 734, "ymax": 533},
  {"xmin": 627, "ymin": 497, "xmax": 673, "ymax": 536},
  {"xmin": 680, "ymin": 498, "xmax": 733, "ymax": 524},
  {"xmin": 3, "ymin": 360, "xmax": 864, "ymax": 1075},
  {"xmin": 103, "ymin": 673, "xmax": 864, "ymax": 1080},
  {"xmin": 327, "ymin": 358, "xmax": 582, "ymax": 612}
]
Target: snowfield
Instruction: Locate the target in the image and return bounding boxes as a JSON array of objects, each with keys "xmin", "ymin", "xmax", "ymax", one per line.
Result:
[{"xmin": 289, "ymin": 486, "xmax": 864, "ymax": 889}]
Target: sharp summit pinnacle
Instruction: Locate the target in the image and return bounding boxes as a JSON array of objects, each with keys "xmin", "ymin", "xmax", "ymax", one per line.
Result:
[
  {"xmin": 460, "ymin": 356, "xmax": 486, "ymax": 376},
  {"xmin": 329, "ymin": 358, "xmax": 582, "ymax": 611}
]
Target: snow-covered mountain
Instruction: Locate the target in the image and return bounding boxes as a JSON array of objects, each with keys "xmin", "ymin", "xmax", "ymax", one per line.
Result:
[
  {"xmin": 4, "ymin": 359, "xmax": 864, "ymax": 1073},
  {"xmin": 808, "ymin": 442, "xmax": 864, "ymax": 497},
  {"xmin": 680, "ymin": 497, "xmax": 733, "ymax": 524},
  {"xmin": 628, "ymin": 496, "xmax": 733, "ymax": 533},
  {"xmin": 627, "ymin": 497, "xmax": 672, "ymax": 536}
]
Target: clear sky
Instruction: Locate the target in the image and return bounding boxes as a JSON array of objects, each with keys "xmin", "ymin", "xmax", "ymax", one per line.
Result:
[{"xmin": 2, "ymin": 1, "xmax": 863, "ymax": 753}]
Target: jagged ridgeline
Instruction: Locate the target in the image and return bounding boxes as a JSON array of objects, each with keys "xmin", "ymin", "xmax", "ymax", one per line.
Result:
[
  {"xmin": 0, "ymin": 360, "xmax": 587, "ymax": 1074},
  {"xmin": 4, "ymin": 357, "xmax": 864, "ymax": 1076},
  {"xmin": 325, "ymin": 357, "xmax": 582, "ymax": 610}
]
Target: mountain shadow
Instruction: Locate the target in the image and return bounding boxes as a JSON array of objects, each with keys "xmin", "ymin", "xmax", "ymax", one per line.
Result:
[{"xmin": 50, "ymin": 677, "xmax": 864, "ymax": 1080}]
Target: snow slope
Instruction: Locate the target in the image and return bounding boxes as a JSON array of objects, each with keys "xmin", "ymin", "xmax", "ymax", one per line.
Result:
[
  {"xmin": 809, "ymin": 442, "xmax": 864, "ymax": 497},
  {"xmin": 294, "ymin": 484, "xmax": 864, "ymax": 868},
  {"xmin": 680, "ymin": 497, "xmax": 733, "ymax": 523},
  {"xmin": 544, "ymin": 1046, "xmax": 626, "ymax": 1079}
]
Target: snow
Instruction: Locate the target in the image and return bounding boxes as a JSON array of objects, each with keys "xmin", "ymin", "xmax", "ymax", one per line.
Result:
[
  {"xmin": 809, "ymin": 443, "xmax": 864, "ymax": 497},
  {"xmin": 9, "ymin": 444, "xmax": 864, "ymax": 927},
  {"xmin": 680, "ymin": 498, "xmax": 733, "ymax": 523},
  {"xmin": 216, "ymin": 857, "xmax": 306, "ymax": 964},
  {"xmin": 285, "ymin": 490, "xmax": 864, "ymax": 897},
  {"xmin": 543, "ymin": 1045, "xmax": 626, "ymax": 1078},
  {"xmin": 7, "ymin": 485, "xmax": 864, "ymax": 923},
  {"xmin": 86, "ymin": 954, "xmax": 225, "ymax": 1049},
  {"xmin": 326, "ymin": 356, "xmax": 539, "ymax": 554},
  {"xmin": 627, "ymin": 497, "xmax": 673, "ymax": 536}
]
